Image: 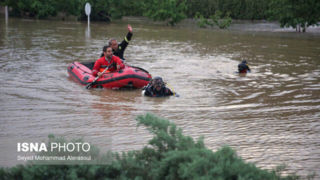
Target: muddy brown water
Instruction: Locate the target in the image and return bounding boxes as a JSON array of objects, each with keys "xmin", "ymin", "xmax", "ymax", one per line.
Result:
[{"xmin": 0, "ymin": 17, "xmax": 319, "ymax": 177}]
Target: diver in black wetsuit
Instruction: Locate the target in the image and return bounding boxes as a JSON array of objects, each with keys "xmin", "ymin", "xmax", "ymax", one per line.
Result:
[
  {"xmin": 238, "ymin": 60, "xmax": 251, "ymax": 73},
  {"xmin": 143, "ymin": 77, "xmax": 174, "ymax": 97}
]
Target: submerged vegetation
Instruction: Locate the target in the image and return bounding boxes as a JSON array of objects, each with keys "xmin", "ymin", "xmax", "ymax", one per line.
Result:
[
  {"xmin": 1, "ymin": 0, "xmax": 319, "ymax": 31},
  {"xmin": 195, "ymin": 11, "xmax": 232, "ymax": 29},
  {"xmin": 0, "ymin": 113, "xmax": 308, "ymax": 179}
]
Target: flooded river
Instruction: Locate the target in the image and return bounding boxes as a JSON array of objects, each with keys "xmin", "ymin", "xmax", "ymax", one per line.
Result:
[{"xmin": 0, "ymin": 17, "xmax": 319, "ymax": 177}]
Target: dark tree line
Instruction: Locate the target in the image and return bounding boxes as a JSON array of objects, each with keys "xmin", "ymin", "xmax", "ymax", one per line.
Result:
[
  {"xmin": 269, "ymin": 0, "xmax": 320, "ymax": 32},
  {"xmin": 1, "ymin": 0, "xmax": 319, "ymax": 31}
]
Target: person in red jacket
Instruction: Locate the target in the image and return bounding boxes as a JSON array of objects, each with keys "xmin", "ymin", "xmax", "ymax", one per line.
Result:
[{"xmin": 92, "ymin": 45, "xmax": 124, "ymax": 77}]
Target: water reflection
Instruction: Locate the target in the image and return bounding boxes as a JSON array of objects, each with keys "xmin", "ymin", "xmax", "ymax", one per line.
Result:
[
  {"xmin": 4, "ymin": 6, "xmax": 8, "ymax": 25},
  {"xmin": 86, "ymin": 25, "xmax": 91, "ymax": 39},
  {"xmin": 90, "ymin": 89, "xmax": 138, "ymax": 120}
]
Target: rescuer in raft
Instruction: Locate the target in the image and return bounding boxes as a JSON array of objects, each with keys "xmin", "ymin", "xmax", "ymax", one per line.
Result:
[
  {"xmin": 143, "ymin": 77, "xmax": 175, "ymax": 97},
  {"xmin": 238, "ymin": 60, "xmax": 251, "ymax": 73},
  {"xmin": 107, "ymin": 24, "xmax": 133, "ymax": 61},
  {"xmin": 92, "ymin": 45, "xmax": 124, "ymax": 77}
]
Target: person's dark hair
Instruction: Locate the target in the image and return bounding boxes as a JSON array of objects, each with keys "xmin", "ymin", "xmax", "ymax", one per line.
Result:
[{"xmin": 100, "ymin": 45, "xmax": 112, "ymax": 57}]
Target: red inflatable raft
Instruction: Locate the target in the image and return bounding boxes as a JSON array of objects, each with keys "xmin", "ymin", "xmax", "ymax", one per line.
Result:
[{"xmin": 67, "ymin": 62, "xmax": 152, "ymax": 89}]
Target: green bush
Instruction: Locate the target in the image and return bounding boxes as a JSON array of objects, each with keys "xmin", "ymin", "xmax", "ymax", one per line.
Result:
[
  {"xmin": 211, "ymin": 11, "xmax": 232, "ymax": 29},
  {"xmin": 144, "ymin": 0, "xmax": 187, "ymax": 26},
  {"xmin": 195, "ymin": 11, "xmax": 232, "ymax": 29},
  {"xmin": 0, "ymin": 113, "xmax": 304, "ymax": 179},
  {"xmin": 195, "ymin": 12, "xmax": 212, "ymax": 28}
]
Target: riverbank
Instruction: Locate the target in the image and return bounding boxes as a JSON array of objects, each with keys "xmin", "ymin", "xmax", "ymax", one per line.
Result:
[
  {"xmin": 121, "ymin": 16, "xmax": 320, "ymax": 34},
  {"xmin": 1, "ymin": 4, "xmax": 319, "ymax": 34}
]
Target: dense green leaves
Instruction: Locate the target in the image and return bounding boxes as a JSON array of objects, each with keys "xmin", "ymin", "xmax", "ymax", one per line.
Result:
[
  {"xmin": 2, "ymin": 0, "xmax": 319, "ymax": 31},
  {"xmin": 143, "ymin": 0, "xmax": 187, "ymax": 25},
  {"xmin": 0, "ymin": 113, "xmax": 304, "ymax": 179},
  {"xmin": 4, "ymin": 0, "xmax": 81, "ymax": 19},
  {"xmin": 269, "ymin": 0, "xmax": 320, "ymax": 32},
  {"xmin": 195, "ymin": 11, "xmax": 232, "ymax": 29}
]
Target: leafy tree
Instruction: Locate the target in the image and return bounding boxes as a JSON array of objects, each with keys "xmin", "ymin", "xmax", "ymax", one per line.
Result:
[
  {"xmin": 3, "ymin": 0, "xmax": 80, "ymax": 19},
  {"xmin": 244, "ymin": 0, "xmax": 269, "ymax": 20},
  {"xmin": 186, "ymin": 0, "xmax": 219, "ymax": 18},
  {"xmin": 30, "ymin": 0, "xmax": 56, "ymax": 18},
  {"xmin": 144, "ymin": 0, "xmax": 187, "ymax": 25},
  {"xmin": 53, "ymin": 0, "xmax": 81, "ymax": 16},
  {"xmin": 269, "ymin": 0, "xmax": 320, "ymax": 32},
  {"xmin": 5, "ymin": 0, "xmax": 36, "ymax": 17},
  {"xmin": 118, "ymin": 0, "xmax": 146, "ymax": 17}
]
